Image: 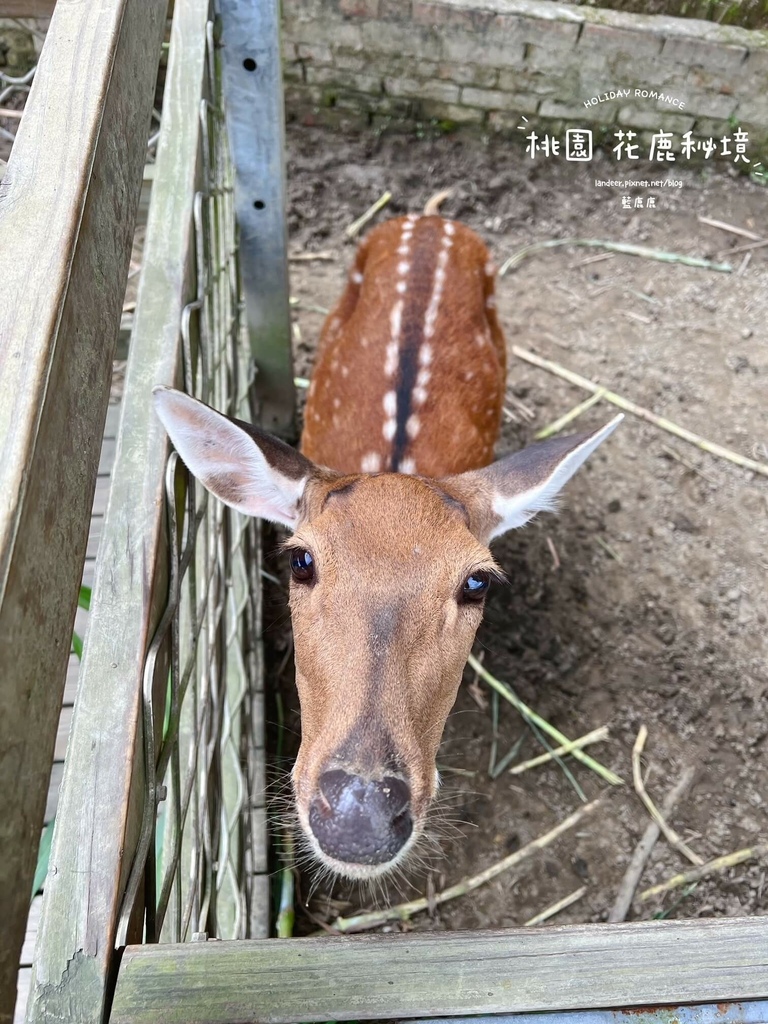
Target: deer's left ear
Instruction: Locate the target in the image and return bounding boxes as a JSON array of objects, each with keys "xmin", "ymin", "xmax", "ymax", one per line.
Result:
[{"xmin": 444, "ymin": 415, "xmax": 623, "ymax": 543}]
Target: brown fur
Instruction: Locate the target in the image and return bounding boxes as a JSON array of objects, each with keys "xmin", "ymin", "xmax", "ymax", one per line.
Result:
[{"xmin": 301, "ymin": 215, "xmax": 505, "ymax": 476}]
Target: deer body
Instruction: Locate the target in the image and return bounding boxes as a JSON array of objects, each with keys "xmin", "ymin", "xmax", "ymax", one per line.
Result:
[
  {"xmin": 154, "ymin": 212, "xmax": 621, "ymax": 881},
  {"xmin": 302, "ymin": 214, "xmax": 506, "ymax": 477}
]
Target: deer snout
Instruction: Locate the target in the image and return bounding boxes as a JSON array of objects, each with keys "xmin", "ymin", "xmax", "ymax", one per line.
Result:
[{"xmin": 308, "ymin": 769, "xmax": 413, "ymax": 868}]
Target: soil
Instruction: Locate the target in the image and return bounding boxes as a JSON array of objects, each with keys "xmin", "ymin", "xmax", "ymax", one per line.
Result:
[{"xmin": 263, "ymin": 124, "xmax": 768, "ymax": 935}]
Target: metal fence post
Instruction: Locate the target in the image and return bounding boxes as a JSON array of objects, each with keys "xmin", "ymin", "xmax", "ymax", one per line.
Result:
[{"xmin": 218, "ymin": 0, "xmax": 296, "ymax": 439}]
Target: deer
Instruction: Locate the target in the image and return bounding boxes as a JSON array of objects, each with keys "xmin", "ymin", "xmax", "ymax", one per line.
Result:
[{"xmin": 153, "ymin": 203, "xmax": 621, "ymax": 882}]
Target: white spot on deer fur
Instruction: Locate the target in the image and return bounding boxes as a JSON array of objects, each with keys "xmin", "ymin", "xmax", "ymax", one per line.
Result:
[
  {"xmin": 331, "ymin": 358, "xmax": 339, "ymax": 370},
  {"xmin": 407, "ymin": 213, "xmax": 419, "ymax": 222},
  {"xmin": 341, "ymin": 365, "xmax": 349, "ymax": 378},
  {"xmin": 416, "ymin": 368, "xmax": 431, "ymax": 387},
  {"xmin": 397, "ymin": 261, "xmax": 410, "ymax": 276},
  {"xmin": 351, "ymin": 270, "xmax": 363, "ymax": 284},
  {"xmin": 361, "ymin": 336, "xmax": 369, "ymax": 348},
  {"xmin": 385, "ymin": 342, "xmax": 398, "ymax": 377},
  {"xmin": 464, "ymin": 370, "xmax": 475, "ymax": 381},
  {"xmin": 406, "ymin": 415, "xmax": 420, "ymax": 438},
  {"xmin": 397, "ymin": 244, "xmax": 410, "ymax": 255},
  {"xmin": 486, "ymin": 295, "xmax": 496, "ymax": 310},
  {"xmin": 475, "ymin": 331, "xmax": 488, "ymax": 347},
  {"xmin": 396, "ymin": 280, "xmax": 406, "ymax": 294},
  {"xmin": 313, "ymin": 412, "xmax": 321, "ymax": 422},
  {"xmin": 399, "ymin": 457, "xmax": 417, "ymax": 474},
  {"xmin": 419, "ymin": 344, "xmax": 433, "ymax": 366},
  {"xmin": 309, "ymin": 380, "xmax": 316, "ymax": 396},
  {"xmin": 383, "ymin": 391, "xmax": 397, "ymax": 417},
  {"xmin": 485, "ymin": 260, "xmax": 496, "ymax": 276},
  {"xmin": 444, "ymin": 220, "xmax": 455, "ymax": 235},
  {"xmin": 423, "ymin": 223, "xmax": 451, "ymax": 340},
  {"xmin": 361, "ymin": 452, "xmax": 381, "ymax": 472},
  {"xmin": 413, "ymin": 386, "xmax": 427, "ymax": 406},
  {"xmin": 383, "ymin": 418, "xmax": 396, "ymax": 441},
  {"xmin": 390, "ymin": 300, "xmax": 403, "ymax": 345},
  {"xmin": 333, "ymin": 397, "xmax": 340, "ymax": 409}
]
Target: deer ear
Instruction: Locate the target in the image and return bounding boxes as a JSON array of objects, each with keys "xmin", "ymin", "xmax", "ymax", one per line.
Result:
[
  {"xmin": 152, "ymin": 386, "xmax": 316, "ymax": 528},
  {"xmin": 445, "ymin": 416, "xmax": 623, "ymax": 543}
]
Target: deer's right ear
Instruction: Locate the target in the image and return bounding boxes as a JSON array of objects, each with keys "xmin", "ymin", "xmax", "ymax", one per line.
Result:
[{"xmin": 152, "ymin": 386, "xmax": 315, "ymax": 528}]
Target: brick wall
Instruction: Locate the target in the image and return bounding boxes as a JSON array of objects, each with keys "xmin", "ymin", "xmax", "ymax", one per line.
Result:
[{"xmin": 282, "ymin": 0, "xmax": 768, "ymax": 161}]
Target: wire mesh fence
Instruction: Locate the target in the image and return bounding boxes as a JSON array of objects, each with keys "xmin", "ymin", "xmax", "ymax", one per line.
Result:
[{"xmin": 114, "ymin": 18, "xmax": 267, "ymax": 946}]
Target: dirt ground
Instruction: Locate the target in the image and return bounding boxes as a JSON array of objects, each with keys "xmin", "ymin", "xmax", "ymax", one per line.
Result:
[{"xmin": 263, "ymin": 124, "xmax": 768, "ymax": 935}]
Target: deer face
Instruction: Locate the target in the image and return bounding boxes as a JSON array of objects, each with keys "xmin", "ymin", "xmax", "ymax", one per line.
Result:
[{"xmin": 153, "ymin": 386, "xmax": 621, "ymax": 879}]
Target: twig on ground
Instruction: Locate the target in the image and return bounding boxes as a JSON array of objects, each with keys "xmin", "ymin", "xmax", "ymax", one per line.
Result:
[
  {"xmin": 641, "ymin": 844, "xmax": 767, "ymax": 901},
  {"xmin": 466, "ymin": 649, "xmax": 488, "ymax": 710},
  {"xmin": 345, "ymin": 191, "xmax": 392, "ymax": 239},
  {"xmin": 608, "ymin": 766, "xmax": 696, "ymax": 923},
  {"xmin": 622, "ymin": 310, "xmax": 654, "ymax": 325},
  {"xmin": 660, "ymin": 443, "xmax": 718, "ymax": 486},
  {"xmin": 632, "ymin": 726, "xmax": 703, "ymax": 867},
  {"xmin": 595, "ymin": 535, "xmax": 625, "ymax": 565},
  {"xmin": 506, "ymin": 394, "xmax": 536, "ymax": 421},
  {"xmin": 467, "ymin": 653, "xmax": 624, "ymax": 787},
  {"xmin": 738, "ymin": 252, "xmax": 753, "ymax": 276},
  {"xmin": 535, "ymin": 390, "xmax": 606, "ymax": 440},
  {"xmin": 512, "ymin": 345, "xmax": 768, "ymax": 478},
  {"xmin": 719, "ymin": 237, "xmax": 768, "ymax": 256},
  {"xmin": 0, "ymin": 107, "xmax": 23, "ymax": 118},
  {"xmin": 510, "ymin": 726, "xmax": 609, "ymax": 776},
  {"xmin": 499, "ymin": 239, "xmax": 733, "ymax": 276},
  {"xmin": 289, "ymin": 250, "xmax": 335, "ymax": 262},
  {"xmin": 330, "ymin": 799, "xmax": 603, "ymax": 933},
  {"xmin": 293, "ymin": 376, "xmax": 310, "ymax": 389},
  {"xmin": 524, "ymin": 885, "xmax": 588, "ymax": 926},
  {"xmin": 546, "ymin": 536, "xmax": 560, "ymax": 571},
  {"xmin": 697, "ymin": 216, "xmax": 762, "ymax": 241}
]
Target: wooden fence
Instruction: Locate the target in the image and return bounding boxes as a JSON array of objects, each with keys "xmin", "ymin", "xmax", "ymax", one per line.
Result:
[{"xmin": 4, "ymin": 1, "xmax": 768, "ymax": 1023}]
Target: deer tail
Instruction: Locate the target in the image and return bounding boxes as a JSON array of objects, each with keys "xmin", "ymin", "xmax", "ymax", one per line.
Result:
[{"xmin": 423, "ymin": 188, "xmax": 455, "ymax": 216}]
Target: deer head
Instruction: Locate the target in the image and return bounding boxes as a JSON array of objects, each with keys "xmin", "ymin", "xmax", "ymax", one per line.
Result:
[{"xmin": 153, "ymin": 385, "xmax": 621, "ymax": 879}]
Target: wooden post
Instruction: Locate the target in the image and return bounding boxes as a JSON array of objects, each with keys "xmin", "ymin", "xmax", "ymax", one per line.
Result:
[
  {"xmin": 0, "ymin": 1, "xmax": 166, "ymax": 1021},
  {"xmin": 219, "ymin": 0, "xmax": 296, "ymax": 439},
  {"xmin": 22, "ymin": 0, "xmax": 211, "ymax": 1021}
]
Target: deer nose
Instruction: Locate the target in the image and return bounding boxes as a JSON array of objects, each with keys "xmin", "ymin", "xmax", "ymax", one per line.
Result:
[{"xmin": 308, "ymin": 770, "xmax": 413, "ymax": 866}]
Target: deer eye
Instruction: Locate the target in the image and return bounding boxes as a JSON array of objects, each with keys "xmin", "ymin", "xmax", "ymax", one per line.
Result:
[
  {"xmin": 289, "ymin": 548, "xmax": 315, "ymax": 584},
  {"xmin": 461, "ymin": 570, "xmax": 491, "ymax": 603}
]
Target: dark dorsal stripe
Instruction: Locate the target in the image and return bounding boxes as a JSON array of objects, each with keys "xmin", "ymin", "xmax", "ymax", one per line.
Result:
[{"xmin": 391, "ymin": 218, "xmax": 443, "ymax": 472}]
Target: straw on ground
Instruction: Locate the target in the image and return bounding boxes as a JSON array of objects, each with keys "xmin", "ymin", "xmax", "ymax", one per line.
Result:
[
  {"xmin": 641, "ymin": 844, "xmax": 767, "ymax": 901},
  {"xmin": 330, "ymin": 798, "xmax": 603, "ymax": 933},
  {"xmin": 346, "ymin": 191, "xmax": 392, "ymax": 239},
  {"xmin": 513, "ymin": 345, "xmax": 768, "ymax": 479},
  {"xmin": 632, "ymin": 726, "xmax": 703, "ymax": 867},
  {"xmin": 499, "ymin": 238, "xmax": 732, "ymax": 276},
  {"xmin": 468, "ymin": 653, "xmax": 623, "ymax": 787},
  {"xmin": 535, "ymin": 390, "xmax": 606, "ymax": 440},
  {"xmin": 608, "ymin": 765, "xmax": 697, "ymax": 923},
  {"xmin": 524, "ymin": 885, "xmax": 588, "ymax": 927},
  {"xmin": 510, "ymin": 726, "xmax": 609, "ymax": 776}
]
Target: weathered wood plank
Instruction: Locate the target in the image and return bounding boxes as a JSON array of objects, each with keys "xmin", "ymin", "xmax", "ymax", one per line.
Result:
[
  {"xmin": 111, "ymin": 919, "xmax": 768, "ymax": 1024},
  {"xmin": 0, "ymin": 1, "xmax": 166, "ymax": 1019},
  {"xmin": 12, "ymin": 969, "xmax": 29, "ymax": 1024},
  {"xmin": 18, "ymin": 901, "xmax": 42, "ymax": 969},
  {"xmin": 26, "ymin": 1, "xmax": 211, "ymax": 1020},
  {"xmin": 43, "ymin": 762, "xmax": 63, "ymax": 825}
]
